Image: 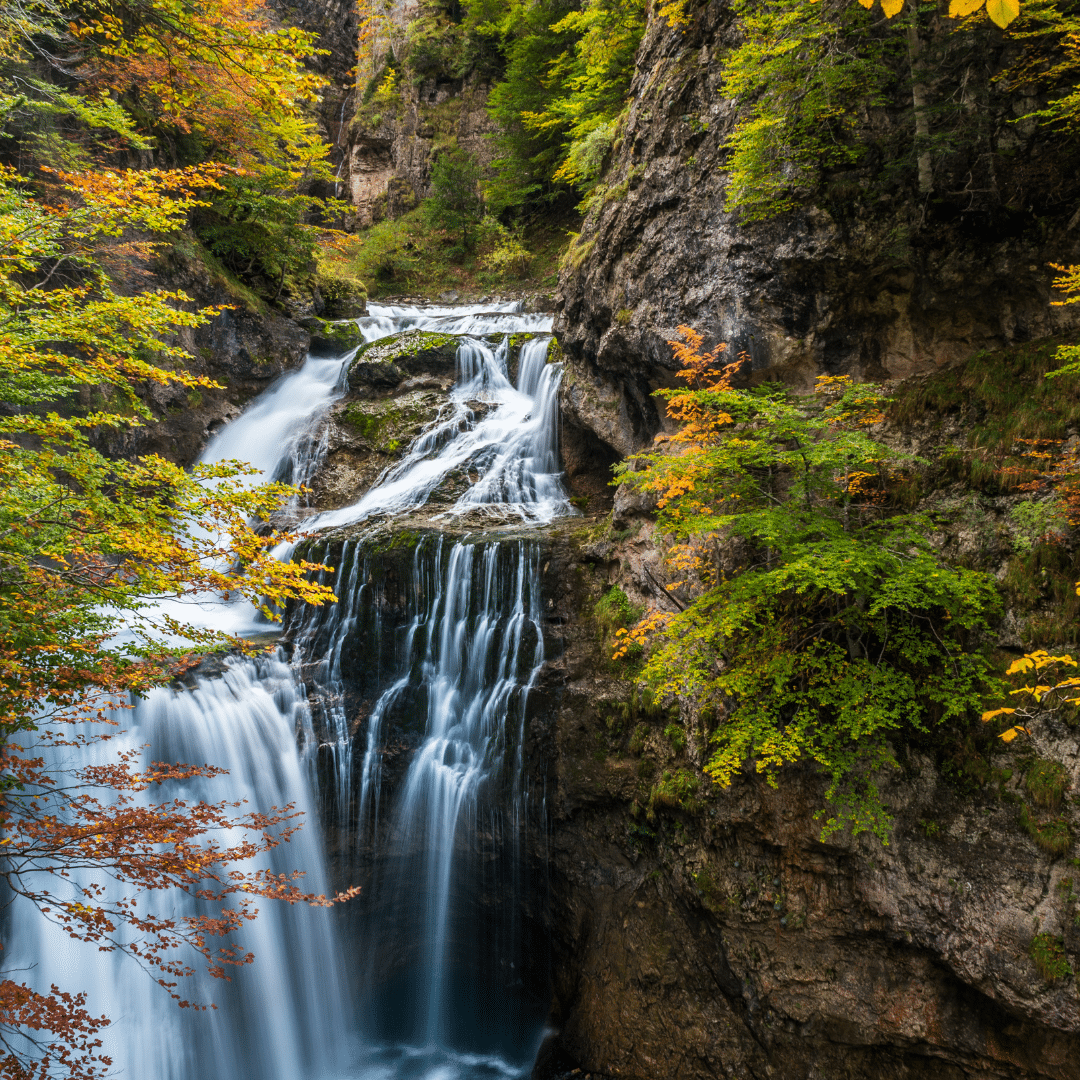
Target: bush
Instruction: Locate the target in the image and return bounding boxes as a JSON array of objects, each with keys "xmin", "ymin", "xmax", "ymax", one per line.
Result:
[{"xmin": 482, "ymin": 224, "xmax": 531, "ymax": 276}]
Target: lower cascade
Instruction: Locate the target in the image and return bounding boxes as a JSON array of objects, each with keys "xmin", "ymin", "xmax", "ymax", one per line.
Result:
[{"xmin": 6, "ymin": 303, "xmax": 564, "ymax": 1079}]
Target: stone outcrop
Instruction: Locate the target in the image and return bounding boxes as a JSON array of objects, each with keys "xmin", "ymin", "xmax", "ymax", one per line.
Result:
[
  {"xmin": 346, "ymin": 78, "xmax": 498, "ymax": 226},
  {"xmin": 92, "ymin": 238, "xmax": 310, "ymax": 466},
  {"xmin": 528, "ymin": 522, "xmax": 1080, "ymax": 1080}
]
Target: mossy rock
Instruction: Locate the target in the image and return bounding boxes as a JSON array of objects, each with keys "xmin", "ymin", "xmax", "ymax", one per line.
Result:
[
  {"xmin": 314, "ymin": 264, "xmax": 368, "ymax": 319},
  {"xmin": 349, "ymin": 329, "xmax": 460, "ymax": 389},
  {"xmin": 340, "ymin": 390, "xmax": 443, "ymax": 455},
  {"xmin": 309, "ymin": 319, "xmax": 366, "ymax": 355}
]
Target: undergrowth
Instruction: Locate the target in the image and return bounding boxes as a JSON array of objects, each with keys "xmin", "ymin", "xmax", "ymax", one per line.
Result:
[
  {"xmin": 888, "ymin": 336, "xmax": 1080, "ymax": 495},
  {"xmin": 322, "ymin": 205, "xmax": 577, "ymax": 299}
]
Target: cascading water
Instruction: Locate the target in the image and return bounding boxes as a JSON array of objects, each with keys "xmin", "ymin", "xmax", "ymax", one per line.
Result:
[
  {"xmin": 6, "ymin": 301, "xmax": 568, "ymax": 1080},
  {"xmin": 4, "ymin": 659, "xmax": 351, "ymax": 1080}
]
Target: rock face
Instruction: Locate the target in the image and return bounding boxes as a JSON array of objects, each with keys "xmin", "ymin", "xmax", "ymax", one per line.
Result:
[
  {"xmin": 93, "ymin": 240, "xmax": 310, "ymax": 466},
  {"xmin": 555, "ymin": 1, "xmax": 1080, "ymax": 455},
  {"xmin": 346, "ymin": 78, "xmax": 498, "ymax": 225},
  {"xmin": 529, "ymin": 524, "xmax": 1080, "ymax": 1080}
]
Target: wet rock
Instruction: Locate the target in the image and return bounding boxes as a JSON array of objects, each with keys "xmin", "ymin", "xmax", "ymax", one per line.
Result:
[
  {"xmin": 91, "ymin": 235, "xmax": 309, "ymax": 466},
  {"xmin": 348, "ymin": 329, "xmax": 460, "ymax": 395},
  {"xmin": 308, "ymin": 318, "xmax": 366, "ymax": 355},
  {"xmin": 553, "ymin": 3, "xmax": 1080, "ymax": 458},
  {"xmin": 308, "ymin": 390, "xmax": 448, "ymax": 510}
]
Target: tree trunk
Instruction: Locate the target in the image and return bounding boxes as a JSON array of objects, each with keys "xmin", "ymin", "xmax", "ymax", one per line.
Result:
[{"xmin": 906, "ymin": 17, "xmax": 934, "ymax": 195}]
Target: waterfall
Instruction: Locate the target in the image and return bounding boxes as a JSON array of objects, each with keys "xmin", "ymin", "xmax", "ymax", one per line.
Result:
[
  {"xmin": 4, "ymin": 658, "xmax": 351, "ymax": 1080},
  {"xmin": 7, "ymin": 302, "xmax": 566, "ymax": 1080}
]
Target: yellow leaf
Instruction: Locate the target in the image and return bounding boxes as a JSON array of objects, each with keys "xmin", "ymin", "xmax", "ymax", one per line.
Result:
[
  {"xmin": 985, "ymin": 0, "xmax": 1020, "ymax": 27},
  {"xmin": 981, "ymin": 707, "xmax": 1017, "ymax": 721},
  {"xmin": 999, "ymin": 725, "xmax": 1029, "ymax": 742},
  {"xmin": 1006, "ymin": 656, "xmax": 1036, "ymax": 675},
  {"xmin": 856, "ymin": 0, "xmax": 874, "ymax": 7},
  {"xmin": 881, "ymin": 0, "xmax": 905, "ymax": 15},
  {"xmin": 948, "ymin": 0, "xmax": 984, "ymax": 15}
]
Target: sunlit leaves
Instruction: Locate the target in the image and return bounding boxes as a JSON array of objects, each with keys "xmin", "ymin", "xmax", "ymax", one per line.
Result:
[
  {"xmin": 985, "ymin": 0, "xmax": 1021, "ymax": 27},
  {"xmin": 0, "ymin": 155, "xmax": 344, "ymax": 1078},
  {"xmin": 722, "ymin": 0, "xmax": 893, "ymax": 221},
  {"xmin": 982, "ymin": 650, "xmax": 1080, "ymax": 741}
]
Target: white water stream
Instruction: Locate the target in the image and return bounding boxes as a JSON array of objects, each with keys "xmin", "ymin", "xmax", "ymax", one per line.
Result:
[{"xmin": 5, "ymin": 302, "xmax": 568, "ymax": 1080}]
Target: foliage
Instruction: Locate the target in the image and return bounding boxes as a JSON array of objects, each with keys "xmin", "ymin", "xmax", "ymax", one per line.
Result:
[
  {"xmin": 722, "ymin": 0, "xmax": 894, "ymax": 221},
  {"xmin": 1010, "ymin": 498, "xmax": 1070, "ymax": 553},
  {"xmin": 480, "ymin": 223, "xmax": 531, "ymax": 276},
  {"xmin": 425, "ymin": 148, "xmax": 485, "ymax": 253},
  {"xmin": 984, "ymin": 651, "xmax": 1080, "ymax": 741},
  {"xmin": 526, "ymin": 0, "xmax": 643, "ymax": 192},
  {"xmin": 860, "ymin": 0, "xmax": 1020, "ymax": 28},
  {"xmin": 331, "ymin": 204, "xmax": 567, "ymax": 296},
  {"xmin": 1027, "ymin": 757, "xmax": 1070, "ymax": 810},
  {"xmin": 1, "ymin": 0, "xmax": 337, "ymax": 302},
  {"xmin": 0, "ymin": 152, "xmax": 344, "ymax": 1078},
  {"xmin": 1029, "ymin": 932, "xmax": 1072, "ymax": 980},
  {"xmin": 478, "ymin": 0, "xmax": 642, "ymax": 210},
  {"xmin": 613, "ymin": 328, "xmax": 1000, "ymax": 842},
  {"xmin": 1002, "ymin": 1, "xmax": 1080, "ymax": 135}
]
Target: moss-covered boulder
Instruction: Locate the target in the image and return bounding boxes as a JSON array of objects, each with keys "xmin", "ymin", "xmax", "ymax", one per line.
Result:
[
  {"xmin": 313, "ymin": 264, "xmax": 367, "ymax": 319},
  {"xmin": 307, "ymin": 390, "xmax": 448, "ymax": 510},
  {"xmin": 349, "ymin": 329, "xmax": 460, "ymax": 393},
  {"xmin": 309, "ymin": 319, "xmax": 366, "ymax": 355}
]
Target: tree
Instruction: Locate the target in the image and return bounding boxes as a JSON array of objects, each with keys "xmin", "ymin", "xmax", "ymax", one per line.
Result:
[
  {"xmin": 614, "ymin": 328, "xmax": 999, "ymax": 841},
  {"xmin": 425, "ymin": 147, "xmax": 484, "ymax": 252},
  {"xmin": 0, "ymin": 0, "xmax": 342, "ymax": 301},
  {"xmin": 0, "ymin": 158, "xmax": 348, "ymax": 1080}
]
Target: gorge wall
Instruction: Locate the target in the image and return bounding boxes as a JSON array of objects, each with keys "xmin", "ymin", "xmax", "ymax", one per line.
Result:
[
  {"xmin": 554, "ymin": 1, "xmax": 1080, "ymax": 455},
  {"xmin": 536, "ymin": 4, "xmax": 1080, "ymax": 1078}
]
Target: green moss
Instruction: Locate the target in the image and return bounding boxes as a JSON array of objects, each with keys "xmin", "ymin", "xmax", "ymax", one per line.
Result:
[
  {"xmin": 1027, "ymin": 759, "xmax": 1070, "ymax": 812},
  {"xmin": 646, "ymin": 768, "xmax": 701, "ymax": 819},
  {"xmin": 350, "ymin": 329, "xmax": 458, "ymax": 373},
  {"xmin": 342, "ymin": 396, "xmax": 434, "ymax": 454},
  {"xmin": 1020, "ymin": 804, "xmax": 1074, "ymax": 856},
  {"xmin": 628, "ymin": 722, "xmax": 649, "ymax": 755},
  {"xmin": 594, "ymin": 585, "xmax": 640, "ymax": 633},
  {"xmin": 663, "ymin": 722, "xmax": 686, "ymax": 751},
  {"xmin": 1030, "ymin": 932, "xmax": 1072, "ymax": 981}
]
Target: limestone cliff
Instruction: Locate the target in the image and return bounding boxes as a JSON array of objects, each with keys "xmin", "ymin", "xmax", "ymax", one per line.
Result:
[
  {"xmin": 530, "ymin": 521, "xmax": 1080, "ymax": 1080},
  {"xmin": 555, "ymin": 0, "xmax": 1080, "ymax": 455},
  {"xmin": 346, "ymin": 75, "xmax": 498, "ymax": 226}
]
